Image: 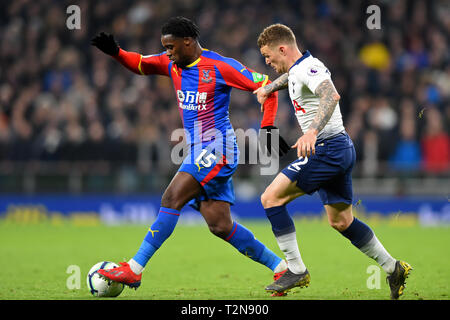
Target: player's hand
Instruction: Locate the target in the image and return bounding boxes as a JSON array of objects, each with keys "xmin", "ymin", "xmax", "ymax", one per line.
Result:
[
  {"xmin": 91, "ymin": 32, "xmax": 120, "ymax": 56},
  {"xmin": 253, "ymin": 87, "xmax": 270, "ymax": 112},
  {"xmin": 260, "ymin": 126, "xmax": 290, "ymax": 157},
  {"xmin": 292, "ymin": 130, "xmax": 318, "ymax": 158}
]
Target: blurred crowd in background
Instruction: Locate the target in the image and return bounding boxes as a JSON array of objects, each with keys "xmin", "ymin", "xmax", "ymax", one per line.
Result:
[{"xmin": 0, "ymin": 0, "xmax": 449, "ymax": 193}]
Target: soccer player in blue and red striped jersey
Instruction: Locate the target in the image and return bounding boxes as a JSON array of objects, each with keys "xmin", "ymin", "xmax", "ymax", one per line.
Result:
[{"xmin": 91, "ymin": 17, "xmax": 290, "ymax": 293}]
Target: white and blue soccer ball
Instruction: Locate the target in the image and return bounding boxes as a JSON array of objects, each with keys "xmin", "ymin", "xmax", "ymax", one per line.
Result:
[{"xmin": 87, "ymin": 261, "xmax": 124, "ymax": 297}]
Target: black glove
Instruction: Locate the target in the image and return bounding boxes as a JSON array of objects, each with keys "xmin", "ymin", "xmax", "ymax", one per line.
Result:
[
  {"xmin": 91, "ymin": 32, "xmax": 120, "ymax": 56},
  {"xmin": 260, "ymin": 126, "xmax": 290, "ymax": 157}
]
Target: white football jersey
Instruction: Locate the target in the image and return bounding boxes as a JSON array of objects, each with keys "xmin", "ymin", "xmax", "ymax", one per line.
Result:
[{"xmin": 288, "ymin": 51, "xmax": 344, "ymax": 140}]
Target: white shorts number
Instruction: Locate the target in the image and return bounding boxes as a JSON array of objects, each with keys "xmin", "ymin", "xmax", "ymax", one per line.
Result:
[
  {"xmin": 287, "ymin": 156, "xmax": 308, "ymax": 172},
  {"xmin": 195, "ymin": 149, "xmax": 217, "ymax": 168}
]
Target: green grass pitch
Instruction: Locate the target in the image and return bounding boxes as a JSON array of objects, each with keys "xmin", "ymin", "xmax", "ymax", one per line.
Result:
[{"xmin": 1, "ymin": 218, "xmax": 449, "ymax": 300}]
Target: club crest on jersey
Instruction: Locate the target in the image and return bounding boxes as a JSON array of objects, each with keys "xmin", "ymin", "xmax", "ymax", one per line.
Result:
[{"xmin": 201, "ymin": 70, "xmax": 213, "ymax": 83}]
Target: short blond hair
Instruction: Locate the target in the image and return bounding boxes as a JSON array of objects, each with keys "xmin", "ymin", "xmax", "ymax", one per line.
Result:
[{"xmin": 257, "ymin": 23, "xmax": 296, "ymax": 48}]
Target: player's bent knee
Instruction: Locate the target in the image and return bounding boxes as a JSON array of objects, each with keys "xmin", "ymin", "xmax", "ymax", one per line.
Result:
[
  {"xmin": 161, "ymin": 190, "xmax": 185, "ymax": 211},
  {"xmin": 207, "ymin": 220, "xmax": 233, "ymax": 239},
  {"xmin": 260, "ymin": 191, "xmax": 269, "ymax": 207},
  {"xmin": 328, "ymin": 219, "xmax": 350, "ymax": 232},
  {"xmin": 325, "ymin": 203, "xmax": 354, "ymax": 232},
  {"xmin": 261, "ymin": 189, "xmax": 285, "ymax": 208}
]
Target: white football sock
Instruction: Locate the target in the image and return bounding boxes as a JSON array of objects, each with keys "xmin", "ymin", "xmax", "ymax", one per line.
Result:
[
  {"xmin": 128, "ymin": 258, "xmax": 144, "ymax": 275},
  {"xmin": 273, "ymin": 259, "xmax": 287, "ymax": 273},
  {"xmin": 275, "ymin": 232, "xmax": 307, "ymax": 274},
  {"xmin": 359, "ymin": 235, "xmax": 396, "ymax": 274}
]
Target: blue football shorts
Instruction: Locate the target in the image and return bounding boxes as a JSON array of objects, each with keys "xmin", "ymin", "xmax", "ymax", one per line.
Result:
[
  {"xmin": 281, "ymin": 132, "xmax": 356, "ymax": 205},
  {"xmin": 178, "ymin": 144, "xmax": 238, "ymax": 211}
]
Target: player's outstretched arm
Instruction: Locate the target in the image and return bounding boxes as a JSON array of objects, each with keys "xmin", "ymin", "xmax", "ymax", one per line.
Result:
[
  {"xmin": 91, "ymin": 32, "xmax": 170, "ymax": 76},
  {"xmin": 91, "ymin": 32, "xmax": 120, "ymax": 56},
  {"xmin": 292, "ymin": 79, "xmax": 340, "ymax": 158},
  {"xmin": 253, "ymin": 73, "xmax": 289, "ymax": 106}
]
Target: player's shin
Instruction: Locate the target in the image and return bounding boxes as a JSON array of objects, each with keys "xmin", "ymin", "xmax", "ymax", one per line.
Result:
[
  {"xmin": 225, "ymin": 221, "xmax": 283, "ymax": 271},
  {"xmin": 340, "ymin": 217, "xmax": 396, "ymax": 274},
  {"xmin": 265, "ymin": 205, "xmax": 307, "ymax": 274},
  {"xmin": 130, "ymin": 207, "xmax": 181, "ymax": 274}
]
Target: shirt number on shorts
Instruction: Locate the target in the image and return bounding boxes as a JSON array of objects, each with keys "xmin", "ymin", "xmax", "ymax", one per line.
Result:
[
  {"xmin": 195, "ymin": 149, "xmax": 217, "ymax": 169},
  {"xmin": 287, "ymin": 156, "xmax": 308, "ymax": 172}
]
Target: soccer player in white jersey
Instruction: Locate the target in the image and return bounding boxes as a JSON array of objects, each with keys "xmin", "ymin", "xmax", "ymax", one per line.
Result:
[{"xmin": 254, "ymin": 24, "xmax": 412, "ymax": 299}]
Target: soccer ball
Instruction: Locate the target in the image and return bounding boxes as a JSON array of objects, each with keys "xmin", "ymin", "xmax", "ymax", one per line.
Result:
[{"xmin": 87, "ymin": 261, "xmax": 124, "ymax": 297}]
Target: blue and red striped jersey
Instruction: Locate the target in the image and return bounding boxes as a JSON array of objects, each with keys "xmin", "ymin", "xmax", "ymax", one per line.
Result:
[{"xmin": 115, "ymin": 48, "xmax": 278, "ymax": 158}]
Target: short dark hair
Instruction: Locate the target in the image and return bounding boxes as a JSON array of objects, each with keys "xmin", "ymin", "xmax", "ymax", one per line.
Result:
[
  {"xmin": 257, "ymin": 23, "xmax": 296, "ymax": 48},
  {"xmin": 161, "ymin": 16, "xmax": 200, "ymax": 39}
]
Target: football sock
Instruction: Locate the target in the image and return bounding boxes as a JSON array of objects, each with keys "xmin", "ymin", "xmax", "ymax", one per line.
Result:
[
  {"xmin": 359, "ymin": 235, "xmax": 396, "ymax": 274},
  {"xmin": 225, "ymin": 221, "xmax": 282, "ymax": 271},
  {"xmin": 265, "ymin": 205, "xmax": 307, "ymax": 274},
  {"xmin": 274, "ymin": 259, "xmax": 287, "ymax": 273},
  {"xmin": 340, "ymin": 217, "xmax": 396, "ymax": 274},
  {"xmin": 265, "ymin": 205, "xmax": 296, "ymax": 236},
  {"xmin": 131, "ymin": 207, "xmax": 180, "ymax": 273},
  {"xmin": 275, "ymin": 232, "xmax": 307, "ymax": 274},
  {"xmin": 128, "ymin": 258, "xmax": 144, "ymax": 275}
]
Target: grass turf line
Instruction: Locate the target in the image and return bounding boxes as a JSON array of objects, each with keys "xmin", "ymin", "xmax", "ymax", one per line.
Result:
[{"xmin": 0, "ymin": 220, "xmax": 448, "ymax": 300}]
